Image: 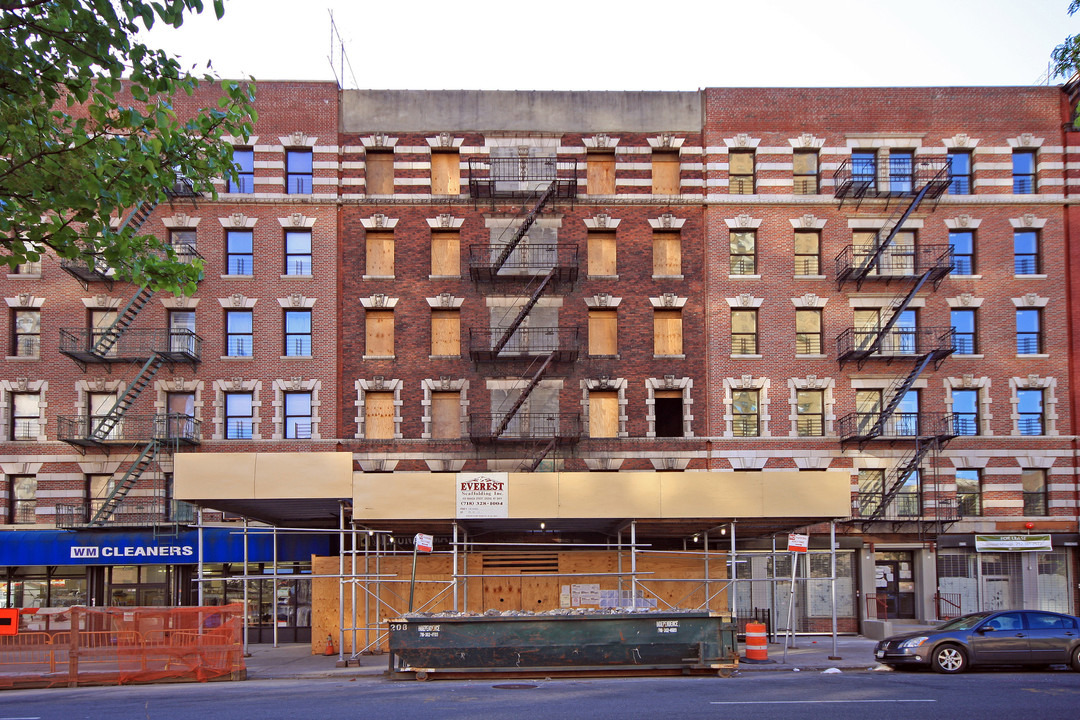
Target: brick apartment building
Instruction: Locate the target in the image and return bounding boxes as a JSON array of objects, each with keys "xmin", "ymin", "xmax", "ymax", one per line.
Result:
[{"xmin": 1, "ymin": 81, "xmax": 1077, "ymax": 643}]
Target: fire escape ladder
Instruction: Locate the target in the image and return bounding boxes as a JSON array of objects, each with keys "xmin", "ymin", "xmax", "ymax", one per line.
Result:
[
  {"xmin": 866, "ymin": 353, "xmax": 937, "ymax": 441},
  {"xmin": 493, "ymin": 352, "xmax": 556, "ymax": 439},
  {"xmin": 859, "ymin": 273, "xmax": 929, "ymax": 360},
  {"xmin": 851, "ymin": 180, "xmax": 939, "ymax": 287},
  {"xmin": 490, "ymin": 269, "xmax": 557, "ymax": 356},
  {"xmin": 90, "ymin": 354, "xmax": 165, "ymax": 442},
  {"xmin": 91, "ymin": 286, "xmax": 154, "ymax": 357},
  {"xmin": 490, "ymin": 182, "xmax": 559, "ymax": 274},
  {"xmin": 88, "ymin": 439, "xmax": 160, "ymax": 526},
  {"xmin": 524, "ymin": 438, "xmax": 558, "ymax": 472},
  {"xmin": 865, "ymin": 439, "xmax": 937, "ymax": 522}
]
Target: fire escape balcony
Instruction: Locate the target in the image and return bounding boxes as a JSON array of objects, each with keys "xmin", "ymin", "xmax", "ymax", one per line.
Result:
[
  {"xmin": 59, "ymin": 328, "xmax": 202, "ymax": 366},
  {"xmin": 836, "ymin": 411, "xmax": 957, "ymax": 445},
  {"xmin": 851, "ymin": 493, "xmax": 961, "ymax": 523},
  {"xmin": 468, "ymin": 157, "xmax": 578, "ymax": 200},
  {"xmin": 836, "ymin": 326, "xmax": 955, "ymax": 368},
  {"xmin": 469, "ymin": 412, "xmax": 581, "ymax": 444},
  {"xmin": 468, "ymin": 327, "xmax": 580, "ymax": 363},
  {"xmin": 834, "ymin": 244, "xmax": 952, "ymax": 289},
  {"xmin": 54, "ymin": 497, "xmax": 196, "ymax": 530},
  {"xmin": 833, "ymin": 158, "xmax": 949, "ymax": 201},
  {"xmin": 56, "ymin": 413, "xmax": 201, "ymax": 448},
  {"xmin": 469, "ymin": 243, "xmax": 579, "ymax": 283}
]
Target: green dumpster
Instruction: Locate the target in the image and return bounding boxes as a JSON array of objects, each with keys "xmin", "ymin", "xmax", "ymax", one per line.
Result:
[{"xmin": 387, "ymin": 611, "xmax": 737, "ymax": 674}]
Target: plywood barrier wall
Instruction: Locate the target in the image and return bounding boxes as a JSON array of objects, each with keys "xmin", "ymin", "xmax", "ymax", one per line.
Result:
[{"xmin": 311, "ymin": 550, "xmax": 729, "ymax": 654}]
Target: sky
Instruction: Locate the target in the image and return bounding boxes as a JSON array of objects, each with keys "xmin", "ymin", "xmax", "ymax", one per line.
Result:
[{"xmin": 141, "ymin": 0, "xmax": 1079, "ymax": 90}]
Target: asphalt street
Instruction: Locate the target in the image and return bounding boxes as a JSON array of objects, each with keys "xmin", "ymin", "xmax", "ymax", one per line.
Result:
[{"xmin": 2, "ymin": 667, "xmax": 1078, "ymax": 720}]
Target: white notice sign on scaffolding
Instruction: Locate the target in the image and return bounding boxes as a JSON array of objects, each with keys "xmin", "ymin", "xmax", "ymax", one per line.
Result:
[{"xmin": 456, "ymin": 472, "xmax": 509, "ymax": 519}]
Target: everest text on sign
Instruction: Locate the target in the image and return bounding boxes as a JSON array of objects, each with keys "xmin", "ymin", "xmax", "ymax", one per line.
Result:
[{"xmin": 456, "ymin": 472, "xmax": 509, "ymax": 519}]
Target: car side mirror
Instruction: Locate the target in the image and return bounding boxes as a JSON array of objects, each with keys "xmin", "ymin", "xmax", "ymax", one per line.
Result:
[{"xmin": 977, "ymin": 626, "xmax": 995, "ymax": 633}]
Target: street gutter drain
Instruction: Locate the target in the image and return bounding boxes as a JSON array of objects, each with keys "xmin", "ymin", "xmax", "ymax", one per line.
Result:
[{"xmin": 492, "ymin": 684, "xmax": 538, "ymax": 690}]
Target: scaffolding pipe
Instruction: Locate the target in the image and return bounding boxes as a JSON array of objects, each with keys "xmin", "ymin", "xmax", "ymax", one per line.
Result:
[
  {"xmin": 242, "ymin": 519, "xmax": 249, "ymax": 658},
  {"xmin": 272, "ymin": 525, "xmax": 278, "ymax": 648},
  {"xmin": 196, "ymin": 508, "xmax": 204, "ymax": 606},
  {"xmin": 452, "ymin": 522, "xmax": 459, "ymax": 611},
  {"xmin": 363, "ymin": 532, "xmax": 370, "ymax": 651},
  {"xmin": 630, "ymin": 521, "xmax": 638, "ymax": 606},
  {"xmin": 830, "ymin": 521, "xmax": 840, "ymax": 660},
  {"xmin": 729, "ymin": 522, "xmax": 737, "ymax": 619},
  {"xmin": 350, "ymin": 522, "xmax": 357, "ymax": 659},
  {"xmin": 337, "ymin": 502, "xmax": 345, "ymax": 664},
  {"xmin": 703, "ymin": 531, "xmax": 710, "ymax": 612}
]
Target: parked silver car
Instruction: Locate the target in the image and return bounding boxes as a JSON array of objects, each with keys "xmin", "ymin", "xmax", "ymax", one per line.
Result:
[{"xmin": 874, "ymin": 610, "xmax": 1080, "ymax": 673}]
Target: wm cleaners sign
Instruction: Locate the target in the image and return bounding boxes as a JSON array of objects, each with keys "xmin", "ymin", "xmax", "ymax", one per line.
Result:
[{"xmin": 70, "ymin": 545, "xmax": 195, "ymax": 560}]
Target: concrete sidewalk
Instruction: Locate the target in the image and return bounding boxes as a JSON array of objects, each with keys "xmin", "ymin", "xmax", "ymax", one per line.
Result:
[{"xmin": 244, "ymin": 636, "xmax": 885, "ymax": 681}]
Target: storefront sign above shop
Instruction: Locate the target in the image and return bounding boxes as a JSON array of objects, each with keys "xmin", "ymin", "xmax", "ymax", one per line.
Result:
[
  {"xmin": 974, "ymin": 534, "xmax": 1052, "ymax": 552},
  {"xmin": 0, "ymin": 529, "xmax": 330, "ymax": 566},
  {"xmin": 456, "ymin": 472, "xmax": 508, "ymax": 519}
]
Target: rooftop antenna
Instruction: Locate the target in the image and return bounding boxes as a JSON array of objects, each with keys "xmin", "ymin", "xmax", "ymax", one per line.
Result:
[{"xmin": 328, "ymin": 10, "xmax": 358, "ymax": 90}]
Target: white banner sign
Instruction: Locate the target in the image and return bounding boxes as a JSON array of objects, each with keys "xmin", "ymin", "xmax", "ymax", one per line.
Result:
[
  {"xmin": 974, "ymin": 534, "xmax": 1052, "ymax": 552},
  {"xmin": 456, "ymin": 472, "xmax": 508, "ymax": 518}
]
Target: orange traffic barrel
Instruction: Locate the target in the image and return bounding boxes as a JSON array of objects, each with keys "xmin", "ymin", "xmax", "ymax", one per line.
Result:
[
  {"xmin": 0, "ymin": 608, "xmax": 18, "ymax": 636},
  {"xmin": 744, "ymin": 621, "xmax": 768, "ymax": 662}
]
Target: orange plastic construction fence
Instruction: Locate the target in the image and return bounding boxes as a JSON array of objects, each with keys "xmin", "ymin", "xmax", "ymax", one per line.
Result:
[{"xmin": 0, "ymin": 604, "xmax": 245, "ymax": 690}]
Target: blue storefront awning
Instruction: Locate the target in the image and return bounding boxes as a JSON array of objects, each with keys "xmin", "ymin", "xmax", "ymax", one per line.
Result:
[{"xmin": 0, "ymin": 528, "xmax": 330, "ymax": 566}]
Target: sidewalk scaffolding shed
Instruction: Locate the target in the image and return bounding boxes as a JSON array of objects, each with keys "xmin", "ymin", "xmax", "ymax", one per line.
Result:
[
  {"xmin": 387, "ymin": 611, "xmax": 738, "ymax": 678},
  {"xmin": 0, "ymin": 604, "xmax": 245, "ymax": 689}
]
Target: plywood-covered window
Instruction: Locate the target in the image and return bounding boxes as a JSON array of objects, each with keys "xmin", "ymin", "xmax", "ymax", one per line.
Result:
[
  {"xmin": 729, "ymin": 151, "xmax": 755, "ymax": 194},
  {"xmin": 652, "ymin": 151, "xmax": 680, "ymax": 195},
  {"xmin": 431, "ymin": 230, "xmax": 460, "ymax": 276},
  {"xmin": 587, "ymin": 151, "xmax": 615, "ymax": 194},
  {"xmin": 431, "ymin": 151, "xmax": 460, "ymax": 195},
  {"xmin": 365, "ymin": 231, "xmax": 394, "ymax": 277},
  {"xmin": 588, "ymin": 309, "xmax": 618, "ymax": 356},
  {"xmin": 365, "ymin": 310, "xmax": 394, "ymax": 357},
  {"xmin": 653, "ymin": 309, "xmax": 683, "ymax": 356},
  {"xmin": 430, "ymin": 391, "xmax": 461, "ymax": 439},
  {"xmin": 653, "ymin": 231, "xmax": 681, "ymax": 276},
  {"xmin": 431, "ymin": 309, "xmax": 460, "ymax": 357},
  {"xmin": 364, "ymin": 391, "xmax": 395, "ymax": 439},
  {"xmin": 366, "ymin": 150, "xmax": 394, "ymax": 195},
  {"xmin": 589, "ymin": 390, "xmax": 619, "ymax": 438},
  {"xmin": 587, "ymin": 230, "xmax": 617, "ymax": 276}
]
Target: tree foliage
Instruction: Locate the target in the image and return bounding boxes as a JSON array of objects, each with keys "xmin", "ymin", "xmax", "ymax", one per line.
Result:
[
  {"xmin": 0, "ymin": 0, "xmax": 256, "ymax": 293},
  {"xmin": 1052, "ymin": 1, "xmax": 1080, "ymax": 80}
]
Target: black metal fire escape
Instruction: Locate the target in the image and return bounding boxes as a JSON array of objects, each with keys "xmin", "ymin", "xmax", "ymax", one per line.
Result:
[
  {"xmin": 833, "ymin": 157, "xmax": 959, "ymax": 528},
  {"xmin": 467, "ymin": 156, "xmax": 580, "ymax": 470},
  {"xmin": 56, "ymin": 188, "xmax": 202, "ymax": 528}
]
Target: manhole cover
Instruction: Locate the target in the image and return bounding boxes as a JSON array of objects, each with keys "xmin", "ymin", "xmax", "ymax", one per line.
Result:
[{"xmin": 492, "ymin": 683, "xmax": 538, "ymax": 690}]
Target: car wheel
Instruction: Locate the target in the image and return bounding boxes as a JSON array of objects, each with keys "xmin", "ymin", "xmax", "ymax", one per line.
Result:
[
  {"xmin": 1071, "ymin": 646, "xmax": 1080, "ymax": 672},
  {"xmin": 931, "ymin": 644, "xmax": 968, "ymax": 674}
]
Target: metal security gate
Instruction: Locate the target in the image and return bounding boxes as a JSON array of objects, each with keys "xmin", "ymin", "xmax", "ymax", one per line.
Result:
[{"xmin": 937, "ymin": 548, "xmax": 1073, "ymax": 614}]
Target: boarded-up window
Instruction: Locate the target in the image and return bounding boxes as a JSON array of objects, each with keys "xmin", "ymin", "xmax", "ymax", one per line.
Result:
[
  {"xmin": 431, "ymin": 309, "xmax": 460, "ymax": 356},
  {"xmin": 430, "ymin": 391, "xmax": 460, "ymax": 439},
  {"xmin": 431, "ymin": 151, "xmax": 460, "ymax": 195},
  {"xmin": 589, "ymin": 309, "xmax": 618, "ymax": 356},
  {"xmin": 653, "ymin": 309, "xmax": 683, "ymax": 355},
  {"xmin": 652, "ymin": 151, "xmax": 680, "ymax": 195},
  {"xmin": 431, "ymin": 230, "xmax": 460, "ymax": 276},
  {"xmin": 589, "ymin": 390, "xmax": 619, "ymax": 438},
  {"xmin": 366, "ymin": 151, "xmax": 394, "ymax": 195},
  {"xmin": 729, "ymin": 151, "xmax": 755, "ymax": 194},
  {"xmin": 587, "ymin": 152, "xmax": 615, "ymax": 194},
  {"xmin": 366, "ymin": 310, "xmax": 394, "ymax": 356},
  {"xmin": 365, "ymin": 392, "xmax": 394, "ymax": 439},
  {"xmin": 366, "ymin": 231, "xmax": 394, "ymax": 277},
  {"xmin": 653, "ymin": 231, "xmax": 681, "ymax": 276},
  {"xmin": 588, "ymin": 230, "xmax": 617, "ymax": 276}
]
